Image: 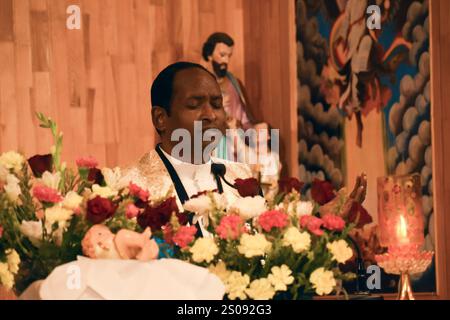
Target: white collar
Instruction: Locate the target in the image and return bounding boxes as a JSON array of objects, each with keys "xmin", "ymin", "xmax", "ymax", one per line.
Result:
[{"xmin": 160, "ymin": 148, "xmax": 213, "ymax": 181}]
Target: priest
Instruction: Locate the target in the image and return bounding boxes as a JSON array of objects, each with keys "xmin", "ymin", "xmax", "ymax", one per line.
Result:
[{"xmin": 121, "ymin": 62, "xmax": 254, "ymax": 236}]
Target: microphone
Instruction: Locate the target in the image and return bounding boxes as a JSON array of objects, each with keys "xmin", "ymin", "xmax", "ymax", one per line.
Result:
[{"xmin": 211, "ymin": 163, "xmax": 237, "ymax": 192}]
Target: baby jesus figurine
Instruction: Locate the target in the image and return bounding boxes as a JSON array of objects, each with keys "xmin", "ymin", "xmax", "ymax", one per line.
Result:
[{"xmin": 81, "ymin": 225, "xmax": 159, "ymax": 261}]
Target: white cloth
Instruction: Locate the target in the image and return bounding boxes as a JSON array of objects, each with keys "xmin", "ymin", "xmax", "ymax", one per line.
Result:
[{"xmin": 20, "ymin": 256, "xmax": 225, "ymax": 300}]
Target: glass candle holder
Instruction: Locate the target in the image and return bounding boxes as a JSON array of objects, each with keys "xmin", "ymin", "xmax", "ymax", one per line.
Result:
[{"xmin": 377, "ymin": 174, "xmax": 425, "ymax": 249}]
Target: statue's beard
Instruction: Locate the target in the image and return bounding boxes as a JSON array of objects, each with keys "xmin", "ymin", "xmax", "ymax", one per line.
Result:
[{"xmin": 212, "ymin": 61, "xmax": 227, "ymax": 78}]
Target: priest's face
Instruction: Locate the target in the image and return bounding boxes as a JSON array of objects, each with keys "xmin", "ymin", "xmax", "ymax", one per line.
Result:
[
  {"xmin": 158, "ymin": 68, "xmax": 227, "ymax": 160},
  {"xmin": 209, "ymin": 42, "xmax": 233, "ymax": 78}
]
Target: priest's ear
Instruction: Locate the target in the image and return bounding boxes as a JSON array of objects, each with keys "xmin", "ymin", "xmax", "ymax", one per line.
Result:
[{"xmin": 151, "ymin": 106, "xmax": 168, "ymax": 135}]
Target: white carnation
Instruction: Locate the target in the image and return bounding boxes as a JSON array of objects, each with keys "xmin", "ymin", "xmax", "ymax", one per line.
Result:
[
  {"xmin": 327, "ymin": 240, "xmax": 353, "ymax": 264},
  {"xmin": 229, "ymin": 196, "xmax": 267, "ymax": 220},
  {"xmin": 91, "ymin": 184, "xmax": 118, "ymax": 198},
  {"xmin": 45, "ymin": 205, "xmax": 74, "ymax": 228},
  {"xmin": 310, "ymin": 267, "xmax": 336, "ymax": 296},
  {"xmin": 62, "ymin": 191, "xmax": 83, "ymax": 210},
  {"xmin": 0, "ymin": 151, "xmax": 24, "ymax": 174},
  {"xmin": 19, "ymin": 221, "xmax": 44, "ymax": 247},
  {"xmin": 296, "ymin": 201, "xmax": 314, "ymax": 217}
]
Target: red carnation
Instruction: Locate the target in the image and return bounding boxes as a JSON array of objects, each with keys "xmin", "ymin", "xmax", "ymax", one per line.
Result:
[
  {"xmin": 27, "ymin": 154, "xmax": 53, "ymax": 178},
  {"xmin": 76, "ymin": 156, "xmax": 98, "ymax": 169},
  {"xmin": 129, "ymin": 182, "xmax": 150, "ymax": 202},
  {"xmin": 172, "ymin": 225, "xmax": 197, "ymax": 248},
  {"xmin": 258, "ymin": 210, "xmax": 289, "ymax": 232},
  {"xmin": 279, "ymin": 177, "xmax": 304, "ymax": 194},
  {"xmin": 216, "ymin": 215, "xmax": 247, "ymax": 240},
  {"xmin": 311, "ymin": 179, "xmax": 336, "ymax": 205},
  {"xmin": 322, "ymin": 214, "xmax": 346, "ymax": 232},
  {"xmin": 86, "ymin": 196, "xmax": 117, "ymax": 224},
  {"xmin": 32, "ymin": 185, "xmax": 63, "ymax": 204},
  {"xmin": 300, "ymin": 215, "xmax": 324, "ymax": 236},
  {"xmin": 234, "ymin": 178, "xmax": 260, "ymax": 197},
  {"xmin": 347, "ymin": 202, "xmax": 373, "ymax": 229},
  {"xmin": 137, "ymin": 197, "xmax": 180, "ymax": 232}
]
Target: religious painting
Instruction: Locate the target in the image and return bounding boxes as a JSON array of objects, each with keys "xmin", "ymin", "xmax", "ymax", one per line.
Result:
[{"xmin": 296, "ymin": 0, "xmax": 435, "ymax": 294}]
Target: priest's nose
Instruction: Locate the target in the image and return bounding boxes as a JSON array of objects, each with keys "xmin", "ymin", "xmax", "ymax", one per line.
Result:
[{"xmin": 199, "ymin": 104, "xmax": 217, "ymax": 123}]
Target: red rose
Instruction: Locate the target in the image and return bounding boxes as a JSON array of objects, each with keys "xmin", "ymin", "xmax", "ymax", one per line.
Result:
[
  {"xmin": 87, "ymin": 168, "xmax": 104, "ymax": 185},
  {"xmin": 322, "ymin": 214, "xmax": 346, "ymax": 232},
  {"xmin": 300, "ymin": 215, "xmax": 324, "ymax": 236},
  {"xmin": 137, "ymin": 197, "xmax": 179, "ymax": 232},
  {"xmin": 27, "ymin": 154, "xmax": 53, "ymax": 178},
  {"xmin": 278, "ymin": 177, "xmax": 304, "ymax": 194},
  {"xmin": 311, "ymin": 179, "xmax": 336, "ymax": 205},
  {"xmin": 234, "ymin": 178, "xmax": 260, "ymax": 197},
  {"xmin": 86, "ymin": 196, "xmax": 117, "ymax": 224},
  {"xmin": 347, "ymin": 202, "xmax": 372, "ymax": 229},
  {"xmin": 163, "ymin": 225, "xmax": 175, "ymax": 245},
  {"xmin": 176, "ymin": 211, "xmax": 190, "ymax": 226}
]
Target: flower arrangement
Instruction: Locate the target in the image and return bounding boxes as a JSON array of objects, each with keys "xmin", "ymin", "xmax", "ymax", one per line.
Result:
[
  {"xmin": 0, "ymin": 113, "xmax": 372, "ymax": 299},
  {"xmin": 0, "ymin": 113, "xmax": 156, "ymax": 293},
  {"xmin": 146, "ymin": 177, "xmax": 372, "ymax": 300}
]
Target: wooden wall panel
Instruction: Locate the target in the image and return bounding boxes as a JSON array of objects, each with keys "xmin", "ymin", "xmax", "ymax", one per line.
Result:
[
  {"xmin": 430, "ymin": 0, "xmax": 450, "ymax": 300},
  {"xmin": 0, "ymin": 0, "xmax": 248, "ymax": 168},
  {"xmin": 242, "ymin": 0, "xmax": 298, "ymax": 177}
]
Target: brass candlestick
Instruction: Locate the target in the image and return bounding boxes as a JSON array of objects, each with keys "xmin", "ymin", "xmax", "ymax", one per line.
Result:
[{"xmin": 398, "ymin": 272, "xmax": 414, "ymax": 300}]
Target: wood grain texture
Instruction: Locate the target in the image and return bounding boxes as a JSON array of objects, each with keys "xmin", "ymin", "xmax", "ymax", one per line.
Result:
[
  {"xmin": 430, "ymin": 0, "xmax": 450, "ymax": 300},
  {"xmin": 0, "ymin": 0, "xmax": 255, "ymax": 169},
  {"xmin": 242, "ymin": 0, "xmax": 298, "ymax": 178}
]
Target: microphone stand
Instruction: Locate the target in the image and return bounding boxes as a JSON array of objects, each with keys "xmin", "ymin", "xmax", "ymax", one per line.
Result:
[{"xmin": 346, "ymin": 236, "xmax": 383, "ymax": 300}]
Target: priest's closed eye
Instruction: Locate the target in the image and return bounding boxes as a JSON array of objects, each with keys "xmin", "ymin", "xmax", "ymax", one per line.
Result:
[{"xmin": 210, "ymin": 97, "xmax": 223, "ymax": 109}]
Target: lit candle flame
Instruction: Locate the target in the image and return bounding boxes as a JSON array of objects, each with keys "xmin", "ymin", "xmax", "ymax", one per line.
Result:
[{"xmin": 397, "ymin": 215, "xmax": 408, "ymax": 243}]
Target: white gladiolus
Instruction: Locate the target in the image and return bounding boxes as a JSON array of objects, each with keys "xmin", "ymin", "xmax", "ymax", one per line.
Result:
[
  {"xmin": 102, "ymin": 167, "xmax": 123, "ymax": 191},
  {"xmin": 4, "ymin": 174, "xmax": 21, "ymax": 202},
  {"xmin": 40, "ymin": 171, "xmax": 61, "ymax": 190}
]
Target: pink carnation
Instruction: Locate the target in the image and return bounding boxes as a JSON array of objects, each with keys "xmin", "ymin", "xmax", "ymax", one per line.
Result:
[
  {"xmin": 125, "ymin": 203, "xmax": 140, "ymax": 219},
  {"xmin": 216, "ymin": 215, "xmax": 247, "ymax": 240},
  {"xmin": 129, "ymin": 182, "xmax": 150, "ymax": 202},
  {"xmin": 322, "ymin": 214, "xmax": 345, "ymax": 232},
  {"xmin": 32, "ymin": 185, "xmax": 63, "ymax": 203},
  {"xmin": 258, "ymin": 210, "xmax": 289, "ymax": 232},
  {"xmin": 172, "ymin": 225, "xmax": 197, "ymax": 248},
  {"xmin": 300, "ymin": 215, "xmax": 324, "ymax": 236},
  {"xmin": 76, "ymin": 156, "xmax": 98, "ymax": 169}
]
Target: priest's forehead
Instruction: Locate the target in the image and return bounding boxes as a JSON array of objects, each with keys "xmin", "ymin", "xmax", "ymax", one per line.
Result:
[{"xmin": 172, "ymin": 68, "xmax": 221, "ymax": 100}]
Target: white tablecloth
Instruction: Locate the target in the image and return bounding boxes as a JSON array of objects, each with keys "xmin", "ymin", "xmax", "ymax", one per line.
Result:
[{"xmin": 20, "ymin": 257, "xmax": 225, "ymax": 300}]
